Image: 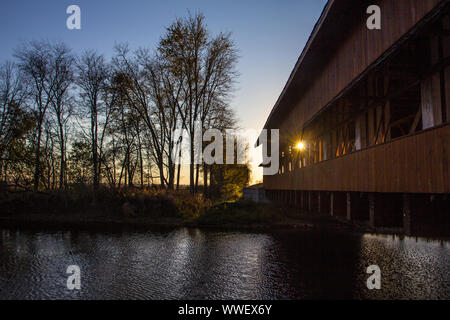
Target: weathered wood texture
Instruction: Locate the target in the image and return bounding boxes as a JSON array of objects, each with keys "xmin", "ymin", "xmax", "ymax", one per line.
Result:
[
  {"xmin": 272, "ymin": 0, "xmax": 445, "ymax": 136},
  {"xmin": 264, "ymin": 124, "xmax": 450, "ymax": 194}
]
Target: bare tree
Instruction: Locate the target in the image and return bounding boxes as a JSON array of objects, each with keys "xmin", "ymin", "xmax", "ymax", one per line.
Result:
[
  {"xmin": 15, "ymin": 40, "xmax": 62, "ymax": 190},
  {"xmin": 4, "ymin": 12, "xmax": 239, "ymax": 193},
  {"xmin": 75, "ymin": 50, "xmax": 110, "ymax": 190},
  {"xmin": 137, "ymin": 49, "xmax": 183, "ymax": 189},
  {"xmin": 49, "ymin": 43, "xmax": 74, "ymax": 189},
  {"xmin": 158, "ymin": 13, "xmax": 239, "ymax": 193},
  {"xmin": 0, "ymin": 61, "xmax": 31, "ymax": 182},
  {"xmin": 112, "ymin": 45, "xmax": 172, "ymax": 188}
]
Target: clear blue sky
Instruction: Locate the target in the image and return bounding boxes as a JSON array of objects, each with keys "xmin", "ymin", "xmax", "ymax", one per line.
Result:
[{"xmin": 0, "ymin": 0, "xmax": 327, "ymax": 183}]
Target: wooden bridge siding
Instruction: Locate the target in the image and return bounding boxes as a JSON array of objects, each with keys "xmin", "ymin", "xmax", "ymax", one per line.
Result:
[
  {"xmin": 279, "ymin": 0, "xmax": 444, "ymax": 136},
  {"xmin": 264, "ymin": 124, "xmax": 450, "ymax": 194}
]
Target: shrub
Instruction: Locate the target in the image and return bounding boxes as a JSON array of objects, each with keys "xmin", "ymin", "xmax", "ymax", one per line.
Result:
[{"xmin": 168, "ymin": 191, "xmax": 212, "ymax": 220}]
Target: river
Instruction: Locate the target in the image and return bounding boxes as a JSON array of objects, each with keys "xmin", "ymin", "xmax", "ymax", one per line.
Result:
[{"xmin": 0, "ymin": 228, "xmax": 448, "ymax": 299}]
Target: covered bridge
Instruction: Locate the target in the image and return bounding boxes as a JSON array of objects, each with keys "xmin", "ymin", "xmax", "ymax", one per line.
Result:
[{"xmin": 262, "ymin": 0, "xmax": 449, "ymax": 236}]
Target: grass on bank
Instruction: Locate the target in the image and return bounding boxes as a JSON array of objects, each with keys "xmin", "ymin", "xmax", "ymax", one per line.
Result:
[{"xmin": 196, "ymin": 200, "xmax": 281, "ymax": 226}]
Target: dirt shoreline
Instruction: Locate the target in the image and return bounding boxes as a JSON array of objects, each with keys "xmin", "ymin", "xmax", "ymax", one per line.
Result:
[
  {"xmin": 0, "ymin": 213, "xmax": 448, "ymax": 240},
  {"xmin": 0, "ymin": 212, "xmax": 347, "ymax": 232}
]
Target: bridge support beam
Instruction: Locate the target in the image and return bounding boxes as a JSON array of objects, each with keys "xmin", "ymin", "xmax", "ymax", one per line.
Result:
[
  {"xmin": 346, "ymin": 193, "xmax": 351, "ymax": 220},
  {"xmin": 347, "ymin": 192, "xmax": 369, "ymax": 221},
  {"xmin": 294, "ymin": 190, "xmax": 298, "ymax": 207},
  {"xmin": 403, "ymin": 194, "xmax": 411, "ymax": 235},
  {"xmin": 310, "ymin": 191, "xmax": 319, "ymax": 213},
  {"xmin": 319, "ymin": 191, "xmax": 331, "ymax": 215},
  {"xmin": 330, "ymin": 192, "xmax": 334, "ymax": 216},
  {"xmin": 307, "ymin": 191, "xmax": 312, "ymax": 211},
  {"xmin": 300, "ymin": 191, "xmax": 305, "ymax": 210},
  {"xmin": 369, "ymin": 193, "xmax": 403, "ymax": 228},
  {"xmin": 331, "ymin": 192, "xmax": 347, "ymax": 217}
]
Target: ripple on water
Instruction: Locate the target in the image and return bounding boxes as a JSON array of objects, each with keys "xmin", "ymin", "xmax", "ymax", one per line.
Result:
[{"xmin": 0, "ymin": 228, "xmax": 448, "ymax": 299}]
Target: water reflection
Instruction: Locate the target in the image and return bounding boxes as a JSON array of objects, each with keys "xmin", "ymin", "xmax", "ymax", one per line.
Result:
[{"xmin": 0, "ymin": 228, "xmax": 448, "ymax": 299}]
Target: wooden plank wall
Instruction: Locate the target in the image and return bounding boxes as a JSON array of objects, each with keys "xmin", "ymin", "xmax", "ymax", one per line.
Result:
[
  {"xmin": 264, "ymin": 124, "xmax": 450, "ymax": 194},
  {"xmin": 278, "ymin": 0, "xmax": 444, "ymax": 136}
]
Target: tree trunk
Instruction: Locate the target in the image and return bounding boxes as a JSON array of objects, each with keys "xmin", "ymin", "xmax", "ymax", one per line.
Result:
[
  {"xmin": 195, "ymin": 163, "xmax": 200, "ymax": 192},
  {"xmin": 203, "ymin": 163, "xmax": 208, "ymax": 197},
  {"xmin": 92, "ymin": 109, "xmax": 99, "ymax": 191},
  {"xmin": 58, "ymin": 124, "xmax": 65, "ymax": 190},
  {"xmin": 189, "ymin": 134, "xmax": 195, "ymax": 194},
  {"xmin": 176, "ymin": 161, "xmax": 181, "ymax": 191},
  {"xmin": 138, "ymin": 132, "xmax": 144, "ymax": 189},
  {"xmin": 33, "ymin": 124, "xmax": 43, "ymax": 191},
  {"xmin": 0, "ymin": 150, "xmax": 4, "ymax": 182}
]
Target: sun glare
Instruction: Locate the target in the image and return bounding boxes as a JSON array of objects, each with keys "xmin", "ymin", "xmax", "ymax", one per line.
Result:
[{"xmin": 295, "ymin": 141, "xmax": 305, "ymax": 151}]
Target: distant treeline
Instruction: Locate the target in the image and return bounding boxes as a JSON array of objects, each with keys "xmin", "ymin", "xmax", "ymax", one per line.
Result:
[{"xmin": 0, "ymin": 13, "xmax": 249, "ymax": 198}]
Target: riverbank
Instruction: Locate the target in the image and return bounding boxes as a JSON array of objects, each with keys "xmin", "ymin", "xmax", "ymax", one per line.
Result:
[
  {"xmin": 0, "ymin": 211, "xmax": 340, "ymax": 232},
  {"xmin": 0, "ymin": 187, "xmax": 349, "ymax": 232},
  {"xmin": 0, "ymin": 200, "xmax": 355, "ymax": 233},
  {"xmin": 1, "ymin": 209, "xmax": 449, "ymax": 241},
  {"xmin": 1, "ymin": 188, "xmax": 447, "ymax": 239}
]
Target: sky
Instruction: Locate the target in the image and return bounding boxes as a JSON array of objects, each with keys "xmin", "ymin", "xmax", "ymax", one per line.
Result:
[{"xmin": 0, "ymin": 0, "xmax": 327, "ymax": 184}]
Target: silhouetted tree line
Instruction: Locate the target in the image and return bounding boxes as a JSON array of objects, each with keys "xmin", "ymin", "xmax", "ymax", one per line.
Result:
[{"xmin": 0, "ymin": 13, "xmax": 249, "ymax": 197}]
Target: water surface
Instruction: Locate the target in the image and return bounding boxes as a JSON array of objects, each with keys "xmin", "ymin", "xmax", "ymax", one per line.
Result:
[{"xmin": 0, "ymin": 228, "xmax": 448, "ymax": 299}]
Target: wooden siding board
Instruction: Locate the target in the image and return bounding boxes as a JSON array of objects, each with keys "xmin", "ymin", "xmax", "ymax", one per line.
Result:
[
  {"xmin": 264, "ymin": 124, "xmax": 450, "ymax": 194},
  {"xmin": 433, "ymin": 128, "xmax": 446, "ymax": 191},
  {"xmin": 444, "ymin": 125, "xmax": 450, "ymax": 191}
]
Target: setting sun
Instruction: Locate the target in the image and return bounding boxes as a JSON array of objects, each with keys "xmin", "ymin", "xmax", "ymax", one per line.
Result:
[{"xmin": 295, "ymin": 141, "xmax": 305, "ymax": 151}]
